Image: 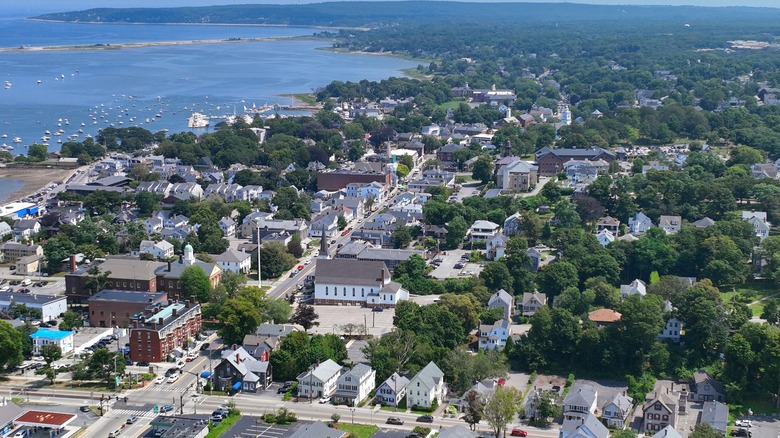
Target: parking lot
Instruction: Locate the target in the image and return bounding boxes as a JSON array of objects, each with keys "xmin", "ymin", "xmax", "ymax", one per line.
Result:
[
  {"xmin": 429, "ymin": 249, "xmax": 485, "ymax": 280},
  {"xmin": 310, "ymin": 304, "xmax": 397, "ymax": 337},
  {"xmin": 222, "ymin": 417, "xmax": 311, "ymax": 438},
  {"xmin": 0, "ymin": 276, "xmax": 65, "ymax": 296}
]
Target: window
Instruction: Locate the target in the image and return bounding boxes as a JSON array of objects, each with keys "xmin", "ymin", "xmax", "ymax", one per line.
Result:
[
  {"xmin": 662, "ymin": 415, "xmax": 668, "ymax": 421},
  {"xmin": 654, "ymin": 404, "xmax": 661, "ymax": 410}
]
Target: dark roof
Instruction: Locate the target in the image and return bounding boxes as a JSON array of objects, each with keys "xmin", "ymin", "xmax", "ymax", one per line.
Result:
[
  {"xmin": 146, "ymin": 415, "xmax": 210, "ymax": 438},
  {"xmin": 535, "ymin": 146, "xmax": 615, "ymax": 160},
  {"xmin": 89, "ymin": 290, "xmax": 167, "ymax": 304},
  {"xmin": 0, "ymin": 292, "xmax": 65, "ymax": 306},
  {"xmin": 315, "ymin": 259, "xmax": 390, "ymax": 285},
  {"xmin": 693, "ymin": 369, "xmax": 724, "ymax": 395}
]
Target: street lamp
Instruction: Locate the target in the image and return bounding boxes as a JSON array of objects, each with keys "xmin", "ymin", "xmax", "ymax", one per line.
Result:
[
  {"xmin": 255, "ymin": 219, "xmax": 262, "ymax": 288},
  {"xmin": 391, "ymin": 374, "xmax": 397, "ymax": 412},
  {"xmin": 349, "ymin": 407, "xmax": 355, "ymax": 424}
]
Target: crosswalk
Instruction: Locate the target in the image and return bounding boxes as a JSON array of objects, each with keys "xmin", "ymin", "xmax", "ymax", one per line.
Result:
[
  {"xmin": 109, "ymin": 408, "xmax": 157, "ymax": 418},
  {"xmin": 142, "ymin": 386, "xmax": 191, "ymax": 393}
]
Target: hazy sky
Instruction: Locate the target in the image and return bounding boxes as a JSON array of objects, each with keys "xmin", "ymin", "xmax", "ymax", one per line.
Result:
[{"xmin": 8, "ymin": 0, "xmax": 779, "ymax": 15}]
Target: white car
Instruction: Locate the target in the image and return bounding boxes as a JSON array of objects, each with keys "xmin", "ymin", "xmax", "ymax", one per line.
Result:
[
  {"xmin": 318, "ymin": 396, "xmax": 331, "ymax": 404},
  {"xmin": 154, "ymin": 376, "xmax": 165, "ymax": 384},
  {"xmin": 167, "ymin": 375, "xmax": 178, "ymax": 383},
  {"xmin": 735, "ymin": 420, "xmax": 753, "ymax": 428}
]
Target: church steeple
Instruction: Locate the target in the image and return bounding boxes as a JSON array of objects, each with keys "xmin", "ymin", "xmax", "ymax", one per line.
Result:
[{"xmin": 319, "ymin": 223, "xmax": 330, "ymax": 259}]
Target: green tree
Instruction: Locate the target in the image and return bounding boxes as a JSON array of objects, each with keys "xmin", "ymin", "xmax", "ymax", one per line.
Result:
[
  {"xmin": 218, "ymin": 297, "xmax": 263, "ymax": 345},
  {"xmin": 180, "ymin": 265, "xmax": 211, "ymax": 302},
  {"xmin": 265, "ymin": 298, "xmax": 292, "ymax": 323},
  {"xmin": 690, "ymin": 424, "xmax": 725, "ymax": 438},
  {"xmin": 482, "ymin": 385, "xmax": 522, "ymax": 438},
  {"xmin": 463, "ymin": 389, "xmax": 484, "ymax": 431},
  {"xmin": 290, "ymin": 304, "xmax": 319, "ymax": 332},
  {"xmin": 480, "ymin": 262, "xmax": 514, "ymax": 293},
  {"xmin": 60, "ymin": 311, "xmax": 84, "ymax": 332},
  {"xmin": 41, "ymin": 343, "xmax": 62, "ymax": 366},
  {"xmin": 219, "ymin": 270, "xmax": 247, "ymax": 298},
  {"xmin": 392, "ymin": 225, "xmax": 413, "ymax": 249},
  {"xmin": 42, "ymin": 235, "xmax": 76, "ymax": 273},
  {"xmin": 28, "ymin": 143, "xmax": 48, "ymax": 161},
  {"xmin": 472, "ymin": 155, "xmax": 495, "ymax": 184},
  {"xmin": 84, "ymin": 266, "xmax": 111, "ymax": 296},
  {"xmin": 438, "ymin": 294, "xmax": 481, "ymax": 334},
  {"xmin": 260, "ymin": 242, "xmax": 297, "ymax": 279},
  {"xmin": 0, "ymin": 321, "xmax": 23, "ymax": 370},
  {"xmin": 135, "ymin": 191, "xmax": 160, "ymax": 216},
  {"xmin": 446, "ymin": 216, "xmax": 468, "ymax": 249},
  {"xmin": 337, "ymin": 215, "xmax": 347, "ymax": 230},
  {"xmin": 536, "ymin": 261, "xmax": 578, "ymax": 301},
  {"xmin": 396, "ymin": 163, "xmax": 410, "ymax": 178},
  {"xmin": 88, "ymin": 348, "xmax": 126, "ymax": 382},
  {"xmin": 361, "ymin": 328, "xmax": 419, "ymax": 382}
]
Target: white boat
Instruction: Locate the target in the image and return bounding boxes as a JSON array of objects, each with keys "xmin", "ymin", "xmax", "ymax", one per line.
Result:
[
  {"xmin": 13, "ymin": 137, "xmax": 21, "ymax": 143},
  {"xmin": 44, "ymin": 130, "xmax": 51, "ymax": 135},
  {"xmin": 36, "ymin": 80, "xmax": 42, "ymax": 84},
  {"xmin": 4, "ymin": 81, "xmax": 10, "ymax": 89},
  {"xmin": 1, "ymin": 134, "xmax": 6, "ymax": 138},
  {"xmin": 187, "ymin": 112, "xmax": 210, "ymax": 128}
]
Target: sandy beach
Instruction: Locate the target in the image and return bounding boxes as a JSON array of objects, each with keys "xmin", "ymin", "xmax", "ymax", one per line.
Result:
[
  {"xmin": 0, "ymin": 166, "xmax": 76, "ymax": 204},
  {"xmin": 0, "ymin": 37, "xmax": 298, "ymax": 53}
]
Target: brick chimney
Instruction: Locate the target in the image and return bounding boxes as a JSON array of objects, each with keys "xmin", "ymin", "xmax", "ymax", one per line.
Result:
[
  {"xmin": 158, "ymin": 317, "xmax": 163, "ymax": 325},
  {"xmin": 69, "ymin": 255, "xmax": 77, "ymax": 273},
  {"xmin": 172, "ymin": 308, "xmax": 178, "ymax": 317}
]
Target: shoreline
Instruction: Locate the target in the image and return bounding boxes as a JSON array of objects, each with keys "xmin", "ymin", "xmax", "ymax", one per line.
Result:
[
  {"xmin": 0, "ymin": 36, "xmax": 313, "ymax": 53},
  {"xmin": 0, "ymin": 166, "xmax": 78, "ymax": 204},
  {"xmin": 25, "ymin": 18, "xmax": 370, "ymax": 32}
]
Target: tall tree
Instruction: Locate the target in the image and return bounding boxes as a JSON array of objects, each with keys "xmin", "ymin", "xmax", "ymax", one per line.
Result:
[
  {"xmin": 463, "ymin": 389, "xmax": 484, "ymax": 431},
  {"xmin": 290, "ymin": 304, "xmax": 320, "ymax": 332},
  {"xmin": 0, "ymin": 321, "xmax": 23, "ymax": 370},
  {"xmin": 472, "ymin": 155, "xmax": 495, "ymax": 184},
  {"xmin": 482, "ymin": 386, "xmax": 522, "ymax": 438},
  {"xmin": 180, "ymin": 265, "xmax": 211, "ymax": 302}
]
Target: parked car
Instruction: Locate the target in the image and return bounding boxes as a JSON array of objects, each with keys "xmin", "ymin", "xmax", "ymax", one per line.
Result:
[
  {"xmin": 372, "ymin": 306, "xmax": 384, "ymax": 312},
  {"xmin": 736, "ymin": 420, "xmax": 753, "ymax": 428},
  {"xmin": 79, "ymin": 406, "xmax": 91, "ymax": 412},
  {"xmin": 416, "ymin": 415, "xmax": 434, "ymax": 423},
  {"xmin": 731, "ymin": 429, "xmax": 749, "ymax": 437},
  {"xmin": 11, "ymin": 430, "xmax": 26, "ymax": 438},
  {"xmin": 454, "ymin": 263, "xmax": 464, "ymax": 269},
  {"xmin": 386, "ymin": 417, "xmax": 404, "ymax": 425},
  {"xmin": 200, "ymin": 343, "xmax": 210, "ymax": 351},
  {"xmin": 125, "ymin": 359, "xmax": 133, "ymax": 366},
  {"xmin": 511, "ymin": 429, "xmax": 528, "ymax": 437},
  {"xmin": 137, "ymin": 361, "xmax": 149, "ymax": 367},
  {"xmin": 160, "ymin": 405, "xmax": 174, "ymax": 413},
  {"xmin": 277, "ymin": 384, "xmax": 292, "ymax": 394},
  {"xmin": 318, "ymin": 395, "xmax": 332, "ymax": 404}
]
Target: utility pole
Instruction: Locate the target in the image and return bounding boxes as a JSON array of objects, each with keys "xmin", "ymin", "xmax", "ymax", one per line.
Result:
[{"xmin": 256, "ymin": 219, "xmax": 262, "ymax": 288}]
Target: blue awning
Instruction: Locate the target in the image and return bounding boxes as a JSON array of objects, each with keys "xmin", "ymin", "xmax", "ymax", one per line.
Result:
[
  {"xmin": 200, "ymin": 371, "xmax": 212, "ymax": 378},
  {"xmin": 232, "ymin": 381, "xmax": 242, "ymax": 391}
]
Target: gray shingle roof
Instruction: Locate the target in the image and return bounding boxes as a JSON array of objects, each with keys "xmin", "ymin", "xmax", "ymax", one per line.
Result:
[
  {"xmin": 297, "ymin": 359, "xmax": 343, "ymax": 382},
  {"xmin": 564, "ymin": 383, "xmax": 597, "ymax": 409},
  {"xmin": 315, "ymin": 259, "xmax": 390, "ymax": 286},
  {"xmin": 411, "ymin": 361, "xmax": 444, "ymax": 389}
]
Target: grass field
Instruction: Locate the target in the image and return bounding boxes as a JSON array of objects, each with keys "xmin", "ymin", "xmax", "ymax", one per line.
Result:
[
  {"xmin": 337, "ymin": 424, "xmax": 379, "ymax": 438},
  {"xmin": 722, "ymin": 280, "xmax": 778, "ymax": 316},
  {"xmin": 400, "ymin": 67, "xmax": 429, "ymax": 80},
  {"xmin": 436, "ymin": 100, "xmax": 466, "ymax": 110}
]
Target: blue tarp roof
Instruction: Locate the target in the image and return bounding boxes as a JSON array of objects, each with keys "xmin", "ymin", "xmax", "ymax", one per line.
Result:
[
  {"xmin": 232, "ymin": 381, "xmax": 242, "ymax": 391},
  {"xmin": 200, "ymin": 371, "xmax": 212, "ymax": 378}
]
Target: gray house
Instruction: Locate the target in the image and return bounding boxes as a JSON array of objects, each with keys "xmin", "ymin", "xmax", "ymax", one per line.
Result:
[
  {"xmin": 700, "ymin": 401, "xmax": 728, "ymax": 433},
  {"xmin": 691, "ymin": 370, "xmax": 725, "ymax": 402},
  {"xmin": 488, "ymin": 289, "xmax": 514, "ymax": 321}
]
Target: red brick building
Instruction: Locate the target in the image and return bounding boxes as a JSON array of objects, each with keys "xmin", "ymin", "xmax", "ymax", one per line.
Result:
[
  {"xmin": 534, "ymin": 146, "xmax": 615, "ymax": 176},
  {"xmin": 87, "ymin": 290, "xmax": 168, "ymax": 328},
  {"xmin": 316, "ymin": 170, "xmax": 393, "ymax": 191},
  {"xmin": 129, "ymin": 299, "xmax": 202, "ymax": 363},
  {"xmin": 65, "ymin": 257, "xmax": 164, "ymax": 304}
]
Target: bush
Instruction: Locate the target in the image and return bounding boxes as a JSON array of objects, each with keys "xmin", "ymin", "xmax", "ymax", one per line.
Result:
[{"xmin": 412, "ymin": 426, "xmax": 432, "ymax": 435}]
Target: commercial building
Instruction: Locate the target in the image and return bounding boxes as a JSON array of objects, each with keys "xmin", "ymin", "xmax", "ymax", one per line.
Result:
[
  {"xmin": 87, "ymin": 290, "xmax": 168, "ymax": 328},
  {"xmin": 0, "ymin": 292, "xmax": 67, "ymax": 322},
  {"xmin": 0, "ymin": 242, "xmax": 43, "ymax": 264},
  {"xmin": 314, "ymin": 259, "xmax": 409, "ymax": 308},
  {"xmin": 30, "ymin": 328, "xmax": 74, "ymax": 355},
  {"xmin": 65, "ymin": 257, "xmax": 165, "ymax": 304},
  {"xmin": 129, "ymin": 299, "xmax": 202, "ymax": 363}
]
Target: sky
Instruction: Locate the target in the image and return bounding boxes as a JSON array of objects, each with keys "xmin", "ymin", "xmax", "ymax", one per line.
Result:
[{"xmin": 8, "ymin": 0, "xmax": 779, "ymax": 16}]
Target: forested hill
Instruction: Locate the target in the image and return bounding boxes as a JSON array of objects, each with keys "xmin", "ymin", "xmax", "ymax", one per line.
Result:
[{"xmin": 30, "ymin": 2, "xmax": 780, "ymax": 28}]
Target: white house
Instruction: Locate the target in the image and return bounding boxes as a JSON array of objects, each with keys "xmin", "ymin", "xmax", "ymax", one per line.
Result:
[
  {"xmin": 596, "ymin": 229, "xmax": 615, "ymax": 247},
  {"xmin": 314, "ymin": 259, "xmax": 409, "ymax": 308},
  {"xmin": 375, "ymin": 372, "xmax": 410, "ymax": 407},
  {"xmin": 486, "ymin": 234, "xmax": 509, "ymax": 261},
  {"xmin": 629, "ymin": 211, "xmax": 653, "ymax": 235},
  {"xmin": 563, "ymin": 383, "xmax": 598, "ymax": 423},
  {"xmin": 30, "ymin": 328, "xmax": 74, "ymax": 355},
  {"xmin": 12, "ymin": 219, "xmax": 40, "ymax": 240},
  {"xmin": 620, "ymin": 279, "xmax": 647, "ymax": 300},
  {"xmin": 0, "ymin": 222, "xmax": 12, "ymax": 240},
  {"xmin": 219, "ymin": 217, "xmax": 236, "ymax": 238},
  {"xmin": 742, "ymin": 211, "xmax": 771, "ymax": 240},
  {"xmin": 488, "ymin": 289, "xmax": 514, "ymax": 321},
  {"xmin": 138, "ymin": 240, "xmax": 174, "ymax": 260},
  {"xmin": 478, "ymin": 319, "xmax": 512, "ymax": 350},
  {"xmin": 213, "ymin": 248, "xmax": 252, "ymax": 274},
  {"xmin": 520, "ymin": 292, "xmax": 547, "ymax": 316},
  {"xmin": 658, "ymin": 301, "xmax": 683, "ymax": 343},
  {"xmin": 333, "ymin": 363, "xmax": 376, "ymax": 406},
  {"xmin": 144, "ymin": 217, "xmax": 163, "ymax": 235},
  {"xmin": 658, "ymin": 215, "xmax": 682, "ymax": 235},
  {"xmin": 601, "ymin": 393, "xmax": 633, "ymax": 429},
  {"xmin": 345, "ymin": 182, "xmax": 387, "ymax": 205},
  {"xmin": 559, "ymin": 412, "xmax": 609, "ymax": 438},
  {"xmin": 469, "ymin": 220, "xmax": 500, "ymax": 241},
  {"xmin": 296, "ymin": 359, "xmax": 343, "ymax": 400},
  {"xmin": 406, "ymin": 362, "xmax": 447, "ymax": 409}
]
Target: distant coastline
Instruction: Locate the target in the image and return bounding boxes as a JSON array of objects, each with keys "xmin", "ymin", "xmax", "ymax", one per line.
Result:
[
  {"xmin": 25, "ymin": 18, "xmax": 369, "ymax": 31},
  {"xmin": 0, "ymin": 35, "xmax": 311, "ymax": 52}
]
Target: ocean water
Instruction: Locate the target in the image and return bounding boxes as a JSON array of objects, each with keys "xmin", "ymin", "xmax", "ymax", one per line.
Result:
[{"xmin": 0, "ymin": 19, "xmax": 418, "ymax": 154}]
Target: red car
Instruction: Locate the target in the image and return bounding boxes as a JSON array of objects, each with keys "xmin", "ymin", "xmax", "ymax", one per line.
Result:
[
  {"xmin": 511, "ymin": 429, "xmax": 528, "ymax": 437},
  {"xmin": 297, "ymin": 265, "xmax": 304, "ymax": 271}
]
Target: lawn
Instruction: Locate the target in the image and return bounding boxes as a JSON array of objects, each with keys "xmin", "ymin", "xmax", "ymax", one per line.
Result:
[
  {"xmin": 337, "ymin": 424, "xmax": 378, "ymax": 438},
  {"xmin": 204, "ymin": 413, "xmax": 241, "ymax": 438},
  {"xmin": 436, "ymin": 100, "xmax": 466, "ymax": 110},
  {"xmin": 729, "ymin": 392, "xmax": 780, "ymax": 416},
  {"xmin": 722, "ymin": 280, "xmax": 778, "ymax": 316},
  {"xmin": 400, "ymin": 68, "xmax": 429, "ymax": 80}
]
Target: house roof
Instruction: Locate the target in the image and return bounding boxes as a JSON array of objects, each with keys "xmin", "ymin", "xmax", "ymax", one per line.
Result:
[
  {"xmin": 471, "ymin": 220, "xmax": 500, "ymax": 230},
  {"xmin": 0, "ymin": 292, "xmax": 66, "ymax": 306},
  {"xmin": 30, "ymin": 328, "xmax": 73, "ymax": 340},
  {"xmin": 89, "ymin": 290, "xmax": 167, "ymax": 304},
  {"xmin": 13, "ymin": 410, "xmax": 77, "ymax": 428},
  {"xmin": 255, "ymin": 323, "xmax": 302, "ymax": 337},
  {"xmin": 643, "ymin": 392, "xmax": 677, "ymax": 412},
  {"xmin": 596, "ymin": 216, "xmax": 620, "ymax": 226},
  {"xmin": 604, "ymin": 393, "xmax": 633, "ymax": 412},
  {"xmin": 213, "ymin": 248, "xmax": 252, "ymax": 263},
  {"xmin": 73, "ymin": 258, "xmax": 165, "ymax": 280},
  {"xmin": 652, "ymin": 426, "xmax": 683, "ymax": 438},
  {"xmin": 488, "ymin": 289, "xmax": 513, "ymax": 307},
  {"xmin": 560, "ymin": 412, "xmax": 609, "ymax": 438},
  {"xmin": 564, "ymin": 383, "xmax": 597, "ymax": 408},
  {"xmin": 479, "ymin": 319, "xmax": 510, "ymax": 333},
  {"xmin": 437, "ymin": 424, "xmax": 478, "ymax": 438},
  {"xmin": 339, "ymin": 363, "xmax": 374, "ymax": 382},
  {"xmin": 522, "ymin": 292, "xmax": 547, "ymax": 306},
  {"xmin": 315, "ymin": 259, "xmax": 390, "ymax": 286},
  {"xmin": 379, "ymin": 372, "xmax": 410, "ymax": 392},
  {"xmin": 693, "ymin": 369, "xmax": 724, "ymax": 395},
  {"xmin": 411, "ymin": 361, "xmax": 444, "ymax": 389},
  {"xmin": 701, "ymin": 401, "xmax": 729, "ymax": 432},
  {"xmin": 298, "ymin": 359, "xmax": 343, "ymax": 382},
  {"xmin": 693, "ymin": 217, "xmax": 716, "ymax": 228},
  {"xmin": 0, "ymin": 402, "xmax": 23, "ymax": 427},
  {"xmin": 220, "ymin": 347, "xmax": 269, "ymax": 382},
  {"xmin": 588, "ymin": 308, "xmax": 622, "ymax": 323},
  {"xmin": 289, "ymin": 421, "xmax": 346, "ymax": 438},
  {"xmin": 535, "ymin": 146, "xmax": 615, "ymax": 160}
]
